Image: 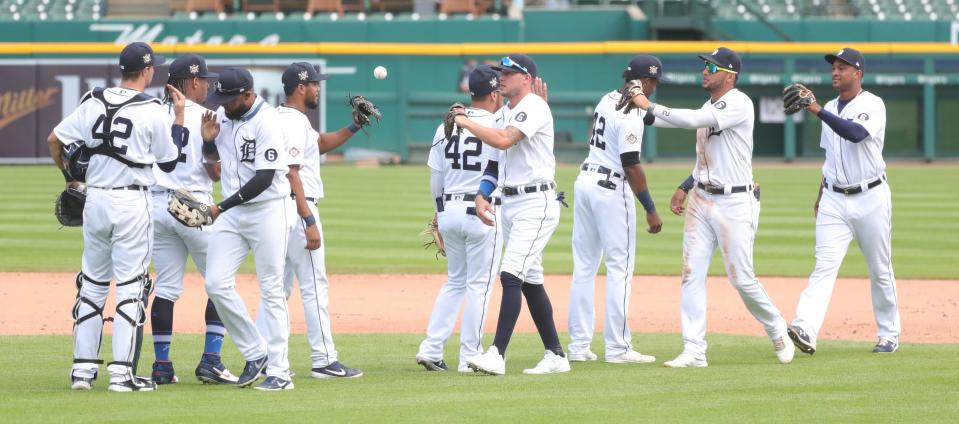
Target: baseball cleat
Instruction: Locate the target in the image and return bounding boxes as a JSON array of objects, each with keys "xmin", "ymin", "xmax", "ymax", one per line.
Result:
[
  {"xmin": 664, "ymin": 352, "xmax": 708, "ymax": 368},
  {"xmin": 195, "ymin": 355, "xmax": 239, "ymax": 385},
  {"xmin": 71, "ymin": 376, "xmax": 94, "ymax": 390},
  {"xmin": 236, "ymin": 357, "xmax": 268, "ymax": 388},
  {"xmin": 466, "ymin": 346, "xmax": 506, "ymax": 376},
  {"xmin": 872, "ymin": 338, "xmax": 899, "ymax": 353},
  {"xmin": 787, "ymin": 325, "xmax": 816, "ymax": 355},
  {"xmin": 773, "ymin": 335, "xmax": 795, "ymax": 364},
  {"xmin": 523, "ymin": 350, "xmax": 571, "ymax": 375},
  {"xmin": 108, "ymin": 376, "xmax": 157, "ymax": 393},
  {"xmin": 151, "ymin": 361, "xmax": 178, "ymax": 384},
  {"xmin": 311, "ymin": 362, "xmax": 364, "ymax": 379},
  {"xmin": 457, "ymin": 365, "xmax": 474, "ymax": 373},
  {"xmin": 253, "ymin": 376, "xmax": 294, "ymax": 391},
  {"xmin": 415, "ymin": 356, "xmax": 448, "ymax": 372},
  {"xmin": 568, "ymin": 351, "xmax": 598, "ymax": 362},
  {"xmin": 605, "ymin": 350, "xmax": 656, "ymax": 364}
]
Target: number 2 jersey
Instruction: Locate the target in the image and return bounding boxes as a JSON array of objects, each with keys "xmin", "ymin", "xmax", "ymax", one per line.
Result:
[
  {"xmin": 152, "ymin": 99, "xmax": 214, "ymax": 193},
  {"xmin": 53, "ymin": 87, "xmax": 179, "ymax": 188},
  {"xmin": 583, "ymin": 90, "xmax": 646, "ymax": 173},
  {"xmin": 428, "ymin": 107, "xmax": 505, "ymax": 194}
]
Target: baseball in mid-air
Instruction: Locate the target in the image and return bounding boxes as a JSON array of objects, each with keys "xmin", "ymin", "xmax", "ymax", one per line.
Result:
[{"xmin": 373, "ymin": 66, "xmax": 388, "ymax": 80}]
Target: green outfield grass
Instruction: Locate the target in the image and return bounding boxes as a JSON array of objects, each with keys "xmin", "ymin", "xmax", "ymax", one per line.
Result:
[
  {"xmin": 1, "ymin": 333, "xmax": 956, "ymax": 423},
  {"xmin": 1, "ymin": 164, "xmax": 957, "ymax": 278}
]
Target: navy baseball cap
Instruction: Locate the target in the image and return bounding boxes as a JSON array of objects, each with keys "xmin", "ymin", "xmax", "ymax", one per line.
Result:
[
  {"xmin": 826, "ymin": 47, "xmax": 865, "ymax": 71},
  {"xmin": 491, "ymin": 54, "xmax": 537, "ymax": 78},
  {"xmin": 468, "ymin": 65, "xmax": 500, "ymax": 97},
  {"xmin": 698, "ymin": 47, "xmax": 741, "ymax": 74},
  {"xmin": 207, "ymin": 67, "xmax": 254, "ymax": 104},
  {"xmin": 623, "ymin": 54, "xmax": 671, "ymax": 82},
  {"xmin": 168, "ymin": 54, "xmax": 218, "ymax": 79},
  {"xmin": 119, "ymin": 42, "xmax": 165, "ymax": 72},
  {"xmin": 281, "ymin": 62, "xmax": 329, "ymax": 90}
]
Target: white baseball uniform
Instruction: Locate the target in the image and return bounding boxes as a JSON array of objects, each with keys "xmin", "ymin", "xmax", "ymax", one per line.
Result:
[
  {"xmin": 792, "ymin": 90, "xmax": 899, "ymax": 344},
  {"xmin": 254, "ymin": 105, "xmax": 340, "ymax": 370},
  {"xmin": 649, "ymin": 88, "xmax": 787, "ymax": 357},
  {"xmin": 498, "ymin": 93, "xmax": 560, "ymax": 285},
  {"xmin": 568, "ymin": 91, "xmax": 646, "ymax": 358},
  {"xmin": 151, "ymin": 99, "xmax": 215, "ymax": 304},
  {"xmin": 417, "ymin": 107, "xmax": 504, "ymax": 371},
  {"xmin": 203, "ymin": 96, "xmax": 293, "ymax": 379},
  {"xmin": 54, "ymin": 87, "xmax": 179, "ymax": 383}
]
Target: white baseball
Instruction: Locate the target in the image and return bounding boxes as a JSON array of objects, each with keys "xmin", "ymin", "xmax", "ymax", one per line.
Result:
[
  {"xmin": 481, "ymin": 210, "xmax": 495, "ymax": 221},
  {"xmin": 373, "ymin": 66, "xmax": 388, "ymax": 80}
]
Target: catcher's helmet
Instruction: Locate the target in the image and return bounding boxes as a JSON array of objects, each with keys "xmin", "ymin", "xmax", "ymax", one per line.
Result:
[{"xmin": 62, "ymin": 143, "xmax": 92, "ymax": 182}]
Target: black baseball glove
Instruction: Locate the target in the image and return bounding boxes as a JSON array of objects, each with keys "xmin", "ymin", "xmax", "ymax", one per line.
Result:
[
  {"xmin": 443, "ymin": 103, "xmax": 466, "ymax": 141},
  {"xmin": 783, "ymin": 83, "xmax": 816, "ymax": 115},
  {"xmin": 168, "ymin": 189, "xmax": 214, "ymax": 227},
  {"xmin": 55, "ymin": 185, "xmax": 86, "ymax": 227},
  {"xmin": 349, "ymin": 95, "xmax": 382, "ymax": 128}
]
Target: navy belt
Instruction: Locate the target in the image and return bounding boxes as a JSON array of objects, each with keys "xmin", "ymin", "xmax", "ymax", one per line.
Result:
[
  {"xmin": 580, "ymin": 163, "xmax": 623, "ymax": 179},
  {"xmin": 290, "ymin": 193, "xmax": 317, "ymax": 202},
  {"xmin": 502, "ymin": 182, "xmax": 555, "ymax": 196},
  {"xmin": 436, "ymin": 194, "xmax": 500, "ymax": 212},
  {"xmin": 91, "ymin": 184, "xmax": 147, "ymax": 191},
  {"xmin": 696, "ymin": 182, "xmax": 750, "ymax": 195},
  {"xmin": 824, "ymin": 175, "xmax": 885, "ymax": 196}
]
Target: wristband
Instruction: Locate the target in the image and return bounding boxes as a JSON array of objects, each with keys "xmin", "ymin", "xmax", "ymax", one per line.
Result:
[
  {"xmin": 347, "ymin": 122, "xmax": 361, "ymax": 134},
  {"xmin": 636, "ymin": 190, "xmax": 656, "ymax": 214},
  {"xmin": 202, "ymin": 140, "xmax": 217, "ymax": 155},
  {"xmin": 678, "ymin": 175, "xmax": 695, "ymax": 193},
  {"xmin": 648, "ymin": 103, "xmax": 657, "ymax": 114},
  {"xmin": 303, "ymin": 215, "xmax": 317, "ymax": 227},
  {"xmin": 478, "ymin": 180, "xmax": 496, "ymax": 200}
]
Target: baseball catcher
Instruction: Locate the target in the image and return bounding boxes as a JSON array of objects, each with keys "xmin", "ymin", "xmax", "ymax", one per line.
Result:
[
  {"xmin": 349, "ymin": 95, "xmax": 382, "ymax": 128},
  {"xmin": 167, "ymin": 189, "xmax": 214, "ymax": 227},
  {"xmin": 782, "ymin": 83, "xmax": 816, "ymax": 115}
]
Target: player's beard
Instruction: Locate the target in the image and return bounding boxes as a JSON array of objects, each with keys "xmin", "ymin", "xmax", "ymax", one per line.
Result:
[
  {"xmin": 224, "ymin": 102, "xmax": 252, "ymax": 120},
  {"xmin": 305, "ymin": 96, "xmax": 319, "ymax": 110}
]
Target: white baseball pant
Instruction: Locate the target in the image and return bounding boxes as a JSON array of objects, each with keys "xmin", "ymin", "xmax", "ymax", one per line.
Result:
[
  {"xmin": 499, "ymin": 189, "xmax": 560, "ymax": 284},
  {"xmin": 151, "ymin": 191, "xmax": 212, "ymax": 302}
]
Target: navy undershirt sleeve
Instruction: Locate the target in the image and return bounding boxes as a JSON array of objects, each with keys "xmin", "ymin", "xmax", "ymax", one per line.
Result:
[{"xmin": 817, "ymin": 109, "xmax": 869, "ymax": 143}]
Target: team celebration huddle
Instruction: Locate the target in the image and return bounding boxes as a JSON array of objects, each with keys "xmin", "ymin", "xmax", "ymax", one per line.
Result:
[{"xmin": 50, "ymin": 41, "xmax": 899, "ymax": 391}]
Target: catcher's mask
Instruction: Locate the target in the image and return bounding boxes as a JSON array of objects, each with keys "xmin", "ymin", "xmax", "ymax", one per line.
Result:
[{"xmin": 62, "ymin": 143, "xmax": 92, "ymax": 182}]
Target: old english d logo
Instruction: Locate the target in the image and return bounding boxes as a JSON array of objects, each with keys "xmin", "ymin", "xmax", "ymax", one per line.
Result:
[{"xmin": 240, "ymin": 137, "xmax": 256, "ymax": 162}]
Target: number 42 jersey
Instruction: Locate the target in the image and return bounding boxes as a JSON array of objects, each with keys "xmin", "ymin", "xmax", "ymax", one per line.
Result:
[{"xmin": 428, "ymin": 107, "xmax": 505, "ymax": 194}]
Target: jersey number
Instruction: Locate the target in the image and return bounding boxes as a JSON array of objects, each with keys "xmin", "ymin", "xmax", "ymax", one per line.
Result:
[
  {"xmin": 444, "ymin": 135, "xmax": 483, "ymax": 171},
  {"xmin": 589, "ymin": 112, "xmax": 606, "ymax": 150},
  {"xmin": 91, "ymin": 114, "xmax": 133, "ymax": 155}
]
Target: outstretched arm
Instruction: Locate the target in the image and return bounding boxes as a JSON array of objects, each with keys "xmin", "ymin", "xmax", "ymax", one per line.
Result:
[
  {"xmin": 454, "ymin": 115, "xmax": 525, "ymax": 150},
  {"xmin": 318, "ymin": 123, "xmax": 362, "ymax": 154}
]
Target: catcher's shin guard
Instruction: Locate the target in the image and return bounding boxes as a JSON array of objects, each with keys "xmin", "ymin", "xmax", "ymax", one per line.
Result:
[
  {"xmin": 115, "ymin": 274, "xmax": 150, "ymax": 373},
  {"xmin": 72, "ymin": 272, "xmax": 110, "ymax": 378}
]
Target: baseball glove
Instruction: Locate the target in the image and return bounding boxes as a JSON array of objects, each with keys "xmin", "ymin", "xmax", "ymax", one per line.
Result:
[
  {"xmin": 615, "ymin": 79, "xmax": 645, "ymax": 114},
  {"xmin": 54, "ymin": 185, "xmax": 86, "ymax": 227},
  {"xmin": 443, "ymin": 103, "xmax": 466, "ymax": 141},
  {"xmin": 419, "ymin": 214, "xmax": 445, "ymax": 258},
  {"xmin": 167, "ymin": 189, "xmax": 214, "ymax": 227},
  {"xmin": 349, "ymin": 95, "xmax": 382, "ymax": 128},
  {"xmin": 783, "ymin": 83, "xmax": 815, "ymax": 115}
]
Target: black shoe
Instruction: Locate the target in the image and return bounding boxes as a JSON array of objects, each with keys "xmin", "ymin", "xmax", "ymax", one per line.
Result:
[
  {"xmin": 311, "ymin": 361, "xmax": 363, "ymax": 379},
  {"xmin": 236, "ymin": 357, "xmax": 268, "ymax": 388},
  {"xmin": 108, "ymin": 376, "xmax": 157, "ymax": 393},
  {"xmin": 788, "ymin": 325, "xmax": 816, "ymax": 355},
  {"xmin": 151, "ymin": 361, "xmax": 178, "ymax": 384},
  {"xmin": 195, "ymin": 355, "xmax": 239, "ymax": 385},
  {"xmin": 253, "ymin": 376, "xmax": 295, "ymax": 391},
  {"xmin": 416, "ymin": 356, "xmax": 448, "ymax": 371},
  {"xmin": 872, "ymin": 338, "xmax": 899, "ymax": 353}
]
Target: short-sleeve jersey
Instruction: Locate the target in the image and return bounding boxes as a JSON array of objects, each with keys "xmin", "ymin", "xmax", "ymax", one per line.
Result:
[
  {"xmin": 583, "ymin": 90, "xmax": 645, "ymax": 173},
  {"xmin": 819, "ymin": 90, "xmax": 887, "ymax": 185},
  {"xmin": 499, "ymin": 93, "xmax": 555, "ymax": 187},
  {"xmin": 53, "ymin": 87, "xmax": 178, "ymax": 188},
  {"xmin": 428, "ymin": 107, "xmax": 504, "ymax": 194},
  {"xmin": 152, "ymin": 99, "xmax": 214, "ymax": 193},
  {"xmin": 692, "ymin": 88, "xmax": 755, "ymax": 186},
  {"xmin": 277, "ymin": 105, "xmax": 323, "ymax": 200},
  {"xmin": 214, "ymin": 96, "xmax": 290, "ymax": 204}
]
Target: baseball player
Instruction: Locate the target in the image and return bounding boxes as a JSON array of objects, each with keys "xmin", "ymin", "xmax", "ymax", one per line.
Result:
[
  {"xmin": 415, "ymin": 65, "xmax": 504, "ymax": 372},
  {"xmin": 252, "ymin": 62, "xmax": 364, "ymax": 379},
  {"xmin": 148, "ymin": 54, "xmax": 239, "ymax": 386},
  {"xmin": 625, "ymin": 47, "xmax": 794, "ymax": 367},
  {"xmin": 49, "ymin": 42, "xmax": 186, "ymax": 391},
  {"xmin": 198, "ymin": 67, "xmax": 293, "ymax": 391},
  {"xmin": 567, "ymin": 55, "xmax": 665, "ymax": 365},
  {"xmin": 786, "ymin": 48, "xmax": 900, "ymax": 355},
  {"xmin": 456, "ymin": 54, "xmax": 570, "ymax": 375}
]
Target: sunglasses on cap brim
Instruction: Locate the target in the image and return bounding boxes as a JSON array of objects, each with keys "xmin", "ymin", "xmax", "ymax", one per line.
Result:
[
  {"xmin": 499, "ymin": 57, "xmax": 530, "ymax": 75},
  {"xmin": 214, "ymin": 81, "xmax": 248, "ymax": 95},
  {"xmin": 704, "ymin": 62, "xmax": 738, "ymax": 75}
]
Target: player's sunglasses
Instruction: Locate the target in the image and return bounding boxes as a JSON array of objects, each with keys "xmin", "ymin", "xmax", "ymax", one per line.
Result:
[
  {"xmin": 214, "ymin": 81, "xmax": 248, "ymax": 95},
  {"xmin": 499, "ymin": 56, "xmax": 530, "ymax": 75},
  {"xmin": 704, "ymin": 62, "xmax": 738, "ymax": 75}
]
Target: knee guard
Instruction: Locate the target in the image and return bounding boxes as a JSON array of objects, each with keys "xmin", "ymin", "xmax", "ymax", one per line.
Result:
[
  {"xmin": 116, "ymin": 273, "xmax": 150, "ymax": 373},
  {"xmin": 73, "ymin": 272, "xmax": 109, "ymax": 367}
]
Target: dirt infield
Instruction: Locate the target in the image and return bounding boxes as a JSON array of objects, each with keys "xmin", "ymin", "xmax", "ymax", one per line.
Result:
[{"xmin": 2, "ymin": 272, "xmax": 957, "ymax": 343}]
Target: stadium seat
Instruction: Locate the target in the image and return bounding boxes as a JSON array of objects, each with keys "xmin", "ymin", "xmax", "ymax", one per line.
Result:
[
  {"xmin": 307, "ymin": 0, "xmax": 345, "ymax": 14},
  {"xmin": 243, "ymin": 0, "xmax": 279, "ymax": 12}
]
